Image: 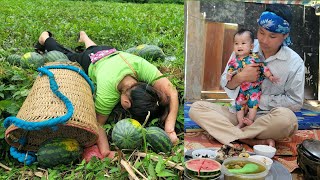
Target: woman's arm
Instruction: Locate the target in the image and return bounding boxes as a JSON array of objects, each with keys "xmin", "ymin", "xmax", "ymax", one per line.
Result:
[
  {"xmin": 95, "ymin": 113, "xmax": 112, "ymax": 158},
  {"xmin": 152, "ymin": 74, "xmax": 179, "ymax": 144},
  {"xmin": 96, "ymin": 113, "xmax": 109, "ymax": 125}
]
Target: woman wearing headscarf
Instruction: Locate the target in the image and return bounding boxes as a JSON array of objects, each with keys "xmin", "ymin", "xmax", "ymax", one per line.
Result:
[{"xmin": 189, "ymin": 4, "xmax": 304, "ymax": 147}]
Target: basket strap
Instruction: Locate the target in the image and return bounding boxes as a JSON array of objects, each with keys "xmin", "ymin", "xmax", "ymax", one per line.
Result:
[
  {"xmin": 119, "ymin": 53, "xmax": 138, "ymax": 79},
  {"xmin": 9, "ymin": 147, "xmax": 36, "ymax": 165}
]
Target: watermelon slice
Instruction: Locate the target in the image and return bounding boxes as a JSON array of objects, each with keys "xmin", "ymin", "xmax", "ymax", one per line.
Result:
[{"xmin": 185, "ymin": 158, "xmax": 221, "ymax": 178}]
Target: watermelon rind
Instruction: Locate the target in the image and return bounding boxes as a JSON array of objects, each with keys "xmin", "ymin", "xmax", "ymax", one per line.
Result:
[
  {"xmin": 145, "ymin": 126, "xmax": 173, "ymax": 153},
  {"xmin": 6, "ymin": 54, "xmax": 22, "ymax": 65},
  {"xmin": 125, "ymin": 47, "xmax": 139, "ymax": 54},
  {"xmin": 125, "ymin": 44, "xmax": 165, "ymax": 61},
  {"xmin": 37, "ymin": 137, "xmax": 83, "ymax": 168},
  {"xmin": 44, "ymin": 50, "xmax": 70, "ymax": 62},
  {"xmin": 20, "ymin": 52, "xmax": 45, "ymax": 69},
  {"xmin": 186, "ymin": 172, "xmax": 221, "ymax": 180},
  {"xmin": 112, "ymin": 118, "xmax": 143, "ymax": 150},
  {"xmin": 185, "ymin": 158, "xmax": 221, "ymax": 177}
]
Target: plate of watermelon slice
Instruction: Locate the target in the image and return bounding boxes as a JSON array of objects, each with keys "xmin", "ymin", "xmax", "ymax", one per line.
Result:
[
  {"xmin": 184, "ymin": 148, "xmax": 292, "ymax": 180},
  {"xmin": 184, "ymin": 158, "xmax": 222, "ymax": 180}
]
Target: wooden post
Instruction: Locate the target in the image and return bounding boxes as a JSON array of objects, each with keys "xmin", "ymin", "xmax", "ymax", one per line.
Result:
[{"xmin": 184, "ymin": 0, "xmax": 206, "ymax": 102}]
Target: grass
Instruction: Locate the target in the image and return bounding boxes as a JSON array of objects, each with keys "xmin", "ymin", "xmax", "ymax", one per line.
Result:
[{"xmin": 0, "ymin": 0, "xmax": 184, "ymax": 179}]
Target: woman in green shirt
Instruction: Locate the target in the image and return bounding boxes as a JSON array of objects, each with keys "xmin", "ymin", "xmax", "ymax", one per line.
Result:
[{"xmin": 37, "ymin": 31, "xmax": 179, "ymax": 158}]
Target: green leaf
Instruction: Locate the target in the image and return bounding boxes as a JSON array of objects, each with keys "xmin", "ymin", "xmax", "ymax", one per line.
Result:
[
  {"xmin": 85, "ymin": 172, "xmax": 94, "ymax": 179},
  {"xmin": 134, "ymin": 161, "xmax": 143, "ymax": 169},
  {"xmin": 19, "ymin": 89, "xmax": 29, "ymax": 97},
  {"xmin": 75, "ymin": 165, "xmax": 84, "ymax": 171},
  {"xmin": 0, "ymin": 100, "xmax": 12, "ymax": 111},
  {"xmin": 155, "ymin": 156, "xmax": 164, "ymax": 174},
  {"xmin": 148, "ymin": 162, "xmax": 156, "ymax": 178},
  {"xmin": 157, "ymin": 169, "xmax": 176, "ymax": 177},
  {"xmin": 109, "ymin": 167, "xmax": 120, "ymax": 173}
]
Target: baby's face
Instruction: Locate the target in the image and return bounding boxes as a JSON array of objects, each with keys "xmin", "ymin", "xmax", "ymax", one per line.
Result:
[{"xmin": 233, "ymin": 32, "xmax": 253, "ymax": 58}]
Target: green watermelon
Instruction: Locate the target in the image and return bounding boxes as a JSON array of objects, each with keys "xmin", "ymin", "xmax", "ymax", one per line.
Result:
[
  {"xmin": 185, "ymin": 158, "xmax": 221, "ymax": 178},
  {"xmin": 112, "ymin": 118, "xmax": 143, "ymax": 150},
  {"xmin": 126, "ymin": 44, "xmax": 165, "ymax": 61},
  {"xmin": 6, "ymin": 54, "xmax": 22, "ymax": 65},
  {"xmin": 125, "ymin": 47, "xmax": 139, "ymax": 54},
  {"xmin": 44, "ymin": 50, "xmax": 69, "ymax": 62},
  {"xmin": 21, "ymin": 52, "xmax": 45, "ymax": 69},
  {"xmin": 37, "ymin": 137, "xmax": 83, "ymax": 168},
  {"xmin": 146, "ymin": 127, "xmax": 173, "ymax": 153}
]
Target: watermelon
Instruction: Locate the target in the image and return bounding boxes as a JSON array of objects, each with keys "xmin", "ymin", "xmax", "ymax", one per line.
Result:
[
  {"xmin": 6, "ymin": 54, "xmax": 22, "ymax": 65},
  {"xmin": 185, "ymin": 158, "xmax": 221, "ymax": 179},
  {"xmin": 146, "ymin": 127, "xmax": 173, "ymax": 153},
  {"xmin": 21, "ymin": 52, "xmax": 45, "ymax": 69},
  {"xmin": 112, "ymin": 118, "xmax": 143, "ymax": 150},
  {"xmin": 44, "ymin": 50, "xmax": 69, "ymax": 62},
  {"xmin": 37, "ymin": 137, "xmax": 83, "ymax": 168},
  {"xmin": 126, "ymin": 44, "xmax": 165, "ymax": 61}
]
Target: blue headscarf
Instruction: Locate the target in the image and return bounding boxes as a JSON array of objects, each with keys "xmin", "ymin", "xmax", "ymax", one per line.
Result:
[{"xmin": 257, "ymin": 11, "xmax": 292, "ymax": 46}]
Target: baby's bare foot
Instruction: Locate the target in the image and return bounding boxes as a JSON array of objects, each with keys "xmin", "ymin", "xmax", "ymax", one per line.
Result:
[
  {"xmin": 236, "ymin": 122, "xmax": 245, "ymax": 129},
  {"xmin": 243, "ymin": 117, "xmax": 253, "ymax": 126}
]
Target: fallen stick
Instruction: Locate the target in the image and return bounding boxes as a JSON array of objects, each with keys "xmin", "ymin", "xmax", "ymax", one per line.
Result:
[
  {"xmin": 128, "ymin": 162, "xmax": 148, "ymax": 180},
  {"xmin": 0, "ymin": 162, "xmax": 12, "ymax": 171},
  {"xmin": 134, "ymin": 152, "xmax": 184, "ymax": 171},
  {"xmin": 120, "ymin": 159, "xmax": 140, "ymax": 180}
]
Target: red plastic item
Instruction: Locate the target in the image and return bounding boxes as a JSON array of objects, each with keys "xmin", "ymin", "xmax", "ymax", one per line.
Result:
[{"xmin": 82, "ymin": 145, "xmax": 104, "ymax": 162}]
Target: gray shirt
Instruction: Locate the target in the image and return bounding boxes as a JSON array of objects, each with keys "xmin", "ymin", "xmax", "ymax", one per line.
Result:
[{"xmin": 221, "ymin": 40, "xmax": 305, "ymax": 112}]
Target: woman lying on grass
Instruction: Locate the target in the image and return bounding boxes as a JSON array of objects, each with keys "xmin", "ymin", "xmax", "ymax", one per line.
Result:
[{"xmin": 36, "ymin": 31, "xmax": 179, "ymax": 158}]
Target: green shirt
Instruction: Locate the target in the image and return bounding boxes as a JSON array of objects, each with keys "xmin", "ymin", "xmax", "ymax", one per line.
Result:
[{"xmin": 88, "ymin": 51, "xmax": 160, "ymax": 116}]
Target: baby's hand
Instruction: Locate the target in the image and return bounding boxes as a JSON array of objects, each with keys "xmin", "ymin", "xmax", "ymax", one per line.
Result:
[
  {"xmin": 269, "ymin": 76, "xmax": 280, "ymax": 83},
  {"xmin": 227, "ymin": 73, "xmax": 233, "ymax": 81}
]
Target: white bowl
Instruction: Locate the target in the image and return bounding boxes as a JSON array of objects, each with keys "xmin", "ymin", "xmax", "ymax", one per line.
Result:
[
  {"xmin": 249, "ymin": 155, "xmax": 273, "ymax": 171},
  {"xmin": 253, "ymin": 145, "xmax": 276, "ymax": 158},
  {"xmin": 192, "ymin": 149, "xmax": 217, "ymax": 159}
]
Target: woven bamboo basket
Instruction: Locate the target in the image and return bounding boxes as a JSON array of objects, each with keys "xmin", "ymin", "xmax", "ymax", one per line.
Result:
[{"xmin": 5, "ymin": 62, "xmax": 99, "ymax": 151}]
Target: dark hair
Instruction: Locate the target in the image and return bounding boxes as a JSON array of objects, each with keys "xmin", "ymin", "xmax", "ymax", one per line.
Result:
[
  {"xmin": 127, "ymin": 82, "xmax": 167, "ymax": 124},
  {"xmin": 266, "ymin": 4, "xmax": 292, "ymax": 24},
  {"xmin": 234, "ymin": 29, "xmax": 254, "ymax": 43}
]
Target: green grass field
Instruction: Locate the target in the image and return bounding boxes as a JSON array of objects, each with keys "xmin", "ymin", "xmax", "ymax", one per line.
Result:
[{"xmin": 0, "ymin": 0, "xmax": 184, "ymax": 179}]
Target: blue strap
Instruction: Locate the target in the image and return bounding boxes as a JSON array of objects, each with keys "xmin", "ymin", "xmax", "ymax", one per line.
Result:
[{"xmin": 10, "ymin": 147, "xmax": 36, "ymax": 165}]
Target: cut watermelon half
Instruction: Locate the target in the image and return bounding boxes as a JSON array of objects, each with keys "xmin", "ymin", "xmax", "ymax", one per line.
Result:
[{"xmin": 185, "ymin": 158, "xmax": 221, "ymax": 178}]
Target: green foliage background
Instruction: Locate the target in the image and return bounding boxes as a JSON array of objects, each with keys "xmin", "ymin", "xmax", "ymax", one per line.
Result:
[
  {"xmin": 67, "ymin": 0, "xmax": 184, "ymax": 4},
  {"xmin": 0, "ymin": 0, "xmax": 184, "ymax": 179}
]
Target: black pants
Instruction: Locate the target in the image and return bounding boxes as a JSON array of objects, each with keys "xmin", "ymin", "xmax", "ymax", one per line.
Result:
[{"xmin": 44, "ymin": 37, "xmax": 113, "ymax": 74}]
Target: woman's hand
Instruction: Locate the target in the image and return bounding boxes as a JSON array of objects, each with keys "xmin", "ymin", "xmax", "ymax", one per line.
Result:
[
  {"xmin": 153, "ymin": 72, "xmax": 179, "ymax": 145},
  {"xmin": 166, "ymin": 130, "xmax": 179, "ymax": 145}
]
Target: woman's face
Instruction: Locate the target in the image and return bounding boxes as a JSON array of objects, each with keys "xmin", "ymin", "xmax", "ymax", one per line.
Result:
[
  {"xmin": 120, "ymin": 90, "xmax": 132, "ymax": 110},
  {"xmin": 257, "ymin": 27, "xmax": 288, "ymax": 57}
]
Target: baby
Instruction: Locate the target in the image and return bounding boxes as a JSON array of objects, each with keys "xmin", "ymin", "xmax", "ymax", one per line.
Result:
[{"xmin": 227, "ymin": 29, "xmax": 278, "ymax": 128}]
